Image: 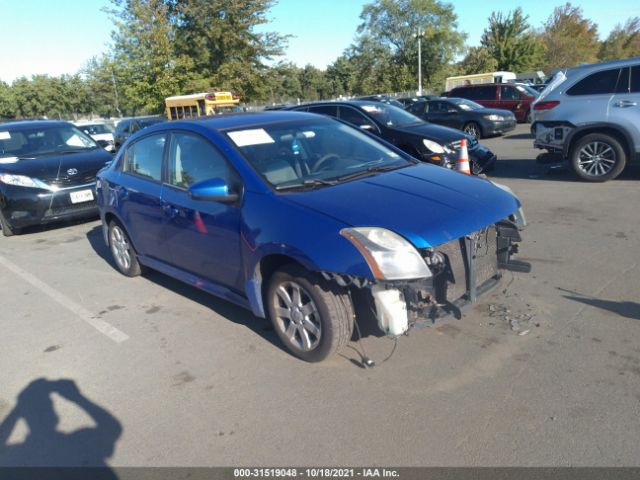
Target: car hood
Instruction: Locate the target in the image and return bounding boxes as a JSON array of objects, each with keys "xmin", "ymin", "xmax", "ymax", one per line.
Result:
[
  {"xmin": 393, "ymin": 122, "xmax": 470, "ymax": 145},
  {"xmin": 285, "ymin": 163, "xmax": 520, "ymax": 249},
  {"xmin": 0, "ymin": 148, "xmax": 113, "ymax": 184}
]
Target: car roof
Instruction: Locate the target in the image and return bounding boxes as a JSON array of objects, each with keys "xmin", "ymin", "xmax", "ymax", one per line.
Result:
[
  {"xmin": 0, "ymin": 120, "xmax": 71, "ymax": 130},
  {"xmin": 142, "ymin": 111, "xmax": 333, "ymax": 133},
  {"xmin": 568, "ymin": 56, "xmax": 640, "ymax": 73},
  {"xmin": 290, "ymin": 100, "xmax": 389, "ymax": 109}
]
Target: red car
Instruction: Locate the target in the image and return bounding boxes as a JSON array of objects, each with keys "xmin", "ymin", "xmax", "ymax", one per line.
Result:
[{"xmin": 443, "ymin": 83, "xmax": 538, "ymax": 123}]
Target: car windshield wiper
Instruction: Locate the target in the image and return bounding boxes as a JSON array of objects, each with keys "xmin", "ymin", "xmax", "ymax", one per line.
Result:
[
  {"xmin": 335, "ymin": 163, "xmax": 408, "ymax": 182},
  {"xmin": 275, "ymin": 178, "xmax": 338, "ymax": 192}
]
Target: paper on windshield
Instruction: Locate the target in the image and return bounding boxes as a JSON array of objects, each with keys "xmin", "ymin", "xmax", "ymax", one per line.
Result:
[
  {"xmin": 228, "ymin": 129, "xmax": 275, "ymax": 147},
  {"xmin": 0, "ymin": 157, "xmax": 19, "ymax": 164},
  {"xmin": 361, "ymin": 105, "xmax": 382, "ymax": 113},
  {"xmin": 0, "ymin": 131, "xmax": 11, "ymax": 140}
]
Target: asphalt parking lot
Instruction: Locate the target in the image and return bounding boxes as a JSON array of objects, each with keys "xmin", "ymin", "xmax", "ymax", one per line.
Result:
[{"xmin": 1, "ymin": 123, "xmax": 639, "ymax": 467}]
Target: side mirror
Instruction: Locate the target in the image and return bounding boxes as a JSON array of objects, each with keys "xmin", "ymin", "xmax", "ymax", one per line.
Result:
[{"xmin": 188, "ymin": 177, "xmax": 239, "ymax": 204}]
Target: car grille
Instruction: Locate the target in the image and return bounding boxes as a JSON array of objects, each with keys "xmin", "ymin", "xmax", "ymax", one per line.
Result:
[
  {"xmin": 42, "ymin": 171, "xmax": 98, "ymax": 188},
  {"xmin": 426, "ymin": 225, "xmax": 499, "ymax": 305}
]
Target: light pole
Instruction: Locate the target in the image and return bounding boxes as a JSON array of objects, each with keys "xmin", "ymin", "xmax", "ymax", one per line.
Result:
[{"xmin": 416, "ymin": 27, "xmax": 423, "ymax": 96}]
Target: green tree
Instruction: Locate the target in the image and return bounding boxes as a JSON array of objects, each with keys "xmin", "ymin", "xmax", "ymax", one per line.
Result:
[
  {"xmin": 172, "ymin": 0, "xmax": 288, "ymax": 100},
  {"xmin": 350, "ymin": 0, "xmax": 466, "ymax": 92},
  {"xmin": 460, "ymin": 46, "xmax": 498, "ymax": 74},
  {"xmin": 481, "ymin": 7, "xmax": 543, "ymax": 71},
  {"xmin": 598, "ymin": 17, "xmax": 640, "ymax": 61},
  {"xmin": 541, "ymin": 3, "xmax": 599, "ymax": 71},
  {"xmin": 325, "ymin": 56, "xmax": 356, "ymax": 97},
  {"xmin": 107, "ymin": 0, "xmax": 192, "ymax": 114},
  {"xmin": 0, "ymin": 81, "xmax": 17, "ymax": 119}
]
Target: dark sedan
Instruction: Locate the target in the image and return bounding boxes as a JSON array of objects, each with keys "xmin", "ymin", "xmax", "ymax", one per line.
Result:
[
  {"xmin": 0, "ymin": 121, "xmax": 113, "ymax": 236},
  {"xmin": 407, "ymin": 98, "xmax": 516, "ymax": 140},
  {"xmin": 286, "ymin": 101, "xmax": 497, "ymax": 173},
  {"xmin": 113, "ymin": 115, "xmax": 165, "ymax": 150}
]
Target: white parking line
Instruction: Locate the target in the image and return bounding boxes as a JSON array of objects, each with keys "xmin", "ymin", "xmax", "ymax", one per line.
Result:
[{"xmin": 0, "ymin": 254, "xmax": 129, "ymax": 343}]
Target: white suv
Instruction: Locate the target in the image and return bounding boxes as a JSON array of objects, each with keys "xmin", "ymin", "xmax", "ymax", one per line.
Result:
[{"xmin": 533, "ymin": 57, "xmax": 640, "ymax": 181}]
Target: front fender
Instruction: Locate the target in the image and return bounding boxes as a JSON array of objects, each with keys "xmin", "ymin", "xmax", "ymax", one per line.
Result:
[{"xmin": 240, "ymin": 190, "xmax": 374, "ymax": 317}]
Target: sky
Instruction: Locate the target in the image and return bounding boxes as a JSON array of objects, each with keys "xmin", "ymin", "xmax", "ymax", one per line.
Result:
[{"xmin": 1, "ymin": 0, "xmax": 639, "ymax": 83}]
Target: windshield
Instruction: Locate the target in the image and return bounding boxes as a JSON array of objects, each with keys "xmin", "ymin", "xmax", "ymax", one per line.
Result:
[
  {"xmin": 77, "ymin": 123, "xmax": 113, "ymax": 135},
  {"xmin": 227, "ymin": 119, "xmax": 413, "ymax": 190},
  {"xmin": 0, "ymin": 124, "xmax": 98, "ymax": 159},
  {"xmin": 450, "ymin": 98, "xmax": 483, "ymax": 111},
  {"xmin": 360, "ymin": 103, "xmax": 423, "ymax": 128}
]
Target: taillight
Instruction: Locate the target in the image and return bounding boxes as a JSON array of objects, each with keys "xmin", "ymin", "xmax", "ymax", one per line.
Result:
[{"xmin": 534, "ymin": 100, "xmax": 560, "ymax": 111}]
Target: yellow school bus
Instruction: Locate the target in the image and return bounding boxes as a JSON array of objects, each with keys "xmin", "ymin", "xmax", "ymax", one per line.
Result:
[{"xmin": 164, "ymin": 92, "xmax": 241, "ymax": 120}]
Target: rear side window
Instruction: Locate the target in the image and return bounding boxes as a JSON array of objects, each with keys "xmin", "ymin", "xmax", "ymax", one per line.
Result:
[
  {"xmin": 307, "ymin": 105, "xmax": 338, "ymax": 117},
  {"xmin": 500, "ymin": 86, "xmax": 520, "ymax": 100},
  {"xmin": 457, "ymin": 86, "xmax": 494, "ymax": 100},
  {"xmin": 566, "ymin": 68, "xmax": 621, "ymax": 95},
  {"xmin": 123, "ymin": 133, "xmax": 165, "ymax": 181},
  {"xmin": 630, "ymin": 65, "xmax": 640, "ymax": 93},
  {"xmin": 338, "ymin": 106, "xmax": 370, "ymax": 127}
]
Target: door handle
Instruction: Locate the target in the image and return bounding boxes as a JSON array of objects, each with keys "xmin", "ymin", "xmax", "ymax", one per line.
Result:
[{"xmin": 613, "ymin": 101, "xmax": 637, "ymax": 107}]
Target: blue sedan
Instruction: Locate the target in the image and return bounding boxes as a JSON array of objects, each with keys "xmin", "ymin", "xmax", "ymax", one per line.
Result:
[{"xmin": 96, "ymin": 111, "xmax": 528, "ymax": 362}]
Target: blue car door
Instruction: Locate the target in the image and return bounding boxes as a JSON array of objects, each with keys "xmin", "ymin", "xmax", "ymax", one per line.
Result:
[
  {"xmin": 161, "ymin": 131, "xmax": 243, "ymax": 292},
  {"xmin": 118, "ymin": 132, "xmax": 172, "ymax": 263}
]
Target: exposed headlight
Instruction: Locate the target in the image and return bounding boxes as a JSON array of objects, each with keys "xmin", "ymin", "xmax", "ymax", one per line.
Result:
[
  {"xmin": 340, "ymin": 227, "xmax": 432, "ymax": 280},
  {"xmin": 0, "ymin": 174, "xmax": 51, "ymax": 190},
  {"xmin": 422, "ymin": 139, "xmax": 445, "ymax": 154},
  {"xmin": 484, "ymin": 114, "xmax": 503, "ymax": 121}
]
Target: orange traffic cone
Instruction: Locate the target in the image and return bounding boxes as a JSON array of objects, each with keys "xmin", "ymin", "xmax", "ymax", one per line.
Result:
[{"xmin": 456, "ymin": 139, "xmax": 471, "ymax": 175}]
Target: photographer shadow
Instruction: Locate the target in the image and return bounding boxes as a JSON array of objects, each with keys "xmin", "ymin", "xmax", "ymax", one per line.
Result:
[{"xmin": 0, "ymin": 378, "xmax": 121, "ymax": 478}]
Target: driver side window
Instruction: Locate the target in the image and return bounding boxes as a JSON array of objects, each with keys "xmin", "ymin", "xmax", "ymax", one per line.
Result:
[{"xmin": 168, "ymin": 133, "xmax": 231, "ymax": 189}]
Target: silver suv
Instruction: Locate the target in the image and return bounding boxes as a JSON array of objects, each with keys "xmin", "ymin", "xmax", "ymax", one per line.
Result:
[{"xmin": 533, "ymin": 57, "xmax": 640, "ymax": 181}]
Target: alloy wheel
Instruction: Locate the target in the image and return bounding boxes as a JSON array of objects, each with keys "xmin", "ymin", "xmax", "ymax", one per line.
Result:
[
  {"xmin": 463, "ymin": 124, "xmax": 479, "ymax": 139},
  {"xmin": 272, "ymin": 281, "xmax": 321, "ymax": 352},
  {"xmin": 110, "ymin": 225, "xmax": 132, "ymax": 271},
  {"xmin": 577, "ymin": 141, "xmax": 616, "ymax": 177}
]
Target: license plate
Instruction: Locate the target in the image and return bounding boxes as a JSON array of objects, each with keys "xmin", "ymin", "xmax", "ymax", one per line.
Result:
[{"xmin": 69, "ymin": 189, "xmax": 94, "ymax": 204}]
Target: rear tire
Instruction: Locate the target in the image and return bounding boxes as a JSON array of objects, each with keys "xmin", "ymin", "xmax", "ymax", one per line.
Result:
[
  {"xmin": 525, "ymin": 110, "xmax": 532, "ymax": 123},
  {"xmin": 266, "ymin": 264, "xmax": 354, "ymax": 362},
  {"xmin": 0, "ymin": 211, "xmax": 18, "ymax": 237},
  {"xmin": 108, "ymin": 220, "xmax": 143, "ymax": 277},
  {"xmin": 570, "ymin": 133, "xmax": 626, "ymax": 182}
]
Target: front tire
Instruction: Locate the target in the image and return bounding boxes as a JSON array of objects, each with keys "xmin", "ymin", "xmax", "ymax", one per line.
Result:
[
  {"xmin": 0, "ymin": 211, "xmax": 19, "ymax": 237},
  {"xmin": 463, "ymin": 122, "xmax": 481, "ymax": 140},
  {"xmin": 266, "ymin": 264, "xmax": 354, "ymax": 362},
  {"xmin": 570, "ymin": 133, "xmax": 626, "ymax": 182},
  {"xmin": 108, "ymin": 221, "xmax": 143, "ymax": 277}
]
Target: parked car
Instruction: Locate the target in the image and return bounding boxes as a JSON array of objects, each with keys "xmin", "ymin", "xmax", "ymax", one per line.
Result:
[
  {"xmin": 353, "ymin": 95, "xmax": 405, "ymax": 108},
  {"xmin": 96, "ymin": 111, "xmax": 528, "ymax": 361},
  {"xmin": 532, "ymin": 57, "xmax": 640, "ymax": 182},
  {"xmin": 0, "ymin": 120, "xmax": 113, "ymax": 236},
  {"xmin": 407, "ymin": 97, "xmax": 516, "ymax": 139},
  {"xmin": 113, "ymin": 116, "xmax": 165, "ymax": 150},
  {"xmin": 285, "ymin": 100, "xmax": 497, "ymax": 173},
  {"xmin": 443, "ymin": 83, "xmax": 537, "ymax": 123},
  {"xmin": 75, "ymin": 121, "xmax": 116, "ymax": 152},
  {"xmin": 397, "ymin": 95, "xmax": 440, "ymax": 109}
]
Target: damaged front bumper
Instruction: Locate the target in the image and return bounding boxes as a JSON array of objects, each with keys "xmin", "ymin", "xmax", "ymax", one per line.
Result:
[{"xmin": 323, "ymin": 219, "xmax": 531, "ymax": 337}]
